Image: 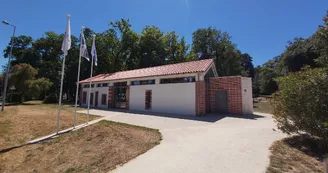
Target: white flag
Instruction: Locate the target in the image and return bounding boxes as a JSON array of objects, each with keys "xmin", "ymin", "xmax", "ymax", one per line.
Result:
[
  {"xmin": 61, "ymin": 14, "xmax": 71, "ymax": 56},
  {"xmin": 81, "ymin": 31, "xmax": 89, "ymax": 61},
  {"xmin": 91, "ymin": 34, "xmax": 97, "ymax": 66}
]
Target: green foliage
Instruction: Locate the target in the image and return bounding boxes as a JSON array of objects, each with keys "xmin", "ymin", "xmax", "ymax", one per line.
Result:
[
  {"xmin": 259, "ymin": 66, "xmax": 278, "ymax": 95},
  {"xmin": 191, "ymin": 27, "xmax": 246, "ymax": 76},
  {"xmin": 272, "ymin": 68, "xmax": 328, "ymax": 141},
  {"xmin": 241, "ymin": 53, "xmax": 254, "ymax": 77},
  {"xmin": 8, "ymin": 64, "xmax": 53, "ymax": 102},
  {"xmin": 315, "ymin": 10, "xmax": 328, "ymax": 67},
  {"xmin": 3, "ymin": 19, "xmax": 252, "ymax": 101}
]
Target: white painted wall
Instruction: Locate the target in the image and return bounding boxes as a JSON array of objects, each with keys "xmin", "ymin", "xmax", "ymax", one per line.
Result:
[
  {"xmin": 81, "ymin": 84, "xmax": 108, "ymax": 109},
  {"xmin": 130, "ymin": 83, "xmax": 196, "ymax": 115},
  {"xmin": 241, "ymin": 77, "xmax": 253, "ymax": 114}
]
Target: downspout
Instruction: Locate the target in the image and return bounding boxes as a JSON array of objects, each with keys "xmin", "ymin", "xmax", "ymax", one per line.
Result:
[{"xmin": 197, "ymin": 73, "xmax": 200, "ymax": 116}]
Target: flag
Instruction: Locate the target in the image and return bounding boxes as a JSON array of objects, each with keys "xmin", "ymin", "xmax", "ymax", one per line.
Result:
[
  {"xmin": 91, "ymin": 35, "xmax": 97, "ymax": 66},
  {"xmin": 61, "ymin": 14, "xmax": 71, "ymax": 56},
  {"xmin": 81, "ymin": 32, "xmax": 89, "ymax": 61}
]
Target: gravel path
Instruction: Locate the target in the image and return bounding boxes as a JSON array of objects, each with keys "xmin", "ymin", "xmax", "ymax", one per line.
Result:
[{"xmin": 78, "ymin": 110, "xmax": 285, "ymax": 173}]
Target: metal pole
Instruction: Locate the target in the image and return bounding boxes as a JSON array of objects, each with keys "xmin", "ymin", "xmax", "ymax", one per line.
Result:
[
  {"xmin": 56, "ymin": 54, "xmax": 67, "ymax": 133},
  {"xmin": 2, "ymin": 25, "xmax": 15, "ymax": 111},
  {"xmin": 87, "ymin": 49, "xmax": 94, "ymax": 123},
  {"xmin": 73, "ymin": 26, "xmax": 84, "ymax": 128}
]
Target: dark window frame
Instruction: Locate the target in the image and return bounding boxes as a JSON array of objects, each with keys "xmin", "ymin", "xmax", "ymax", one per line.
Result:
[
  {"xmin": 145, "ymin": 90, "xmax": 152, "ymax": 110},
  {"xmin": 82, "ymin": 92, "xmax": 87, "ymax": 104},
  {"xmin": 101, "ymin": 94, "xmax": 107, "ymax": 105},
  {"xmin": 131, "ymin": 79, "xmax": 155, "ymax": 86},
  {"xmin": 160, "ymin": 76, "xmax": 196, "ymax": 84}
]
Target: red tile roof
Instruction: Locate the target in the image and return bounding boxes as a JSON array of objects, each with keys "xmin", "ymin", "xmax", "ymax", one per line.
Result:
[{"xmin": 79, "ymin": 59, "xmax": 213, "ymax": 83}]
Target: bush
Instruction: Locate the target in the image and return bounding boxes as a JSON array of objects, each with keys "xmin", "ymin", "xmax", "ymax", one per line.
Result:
[
  {"xmin": 5, "ymin": 93, "xmax": 21, "ymax": 103},
  {"xmin": 43, "ymin": 93, "xmax": 58, "ymax": 104},
  {"xmin": 272, "ymin": 68, "xmax": 328, "ymax": 141}
]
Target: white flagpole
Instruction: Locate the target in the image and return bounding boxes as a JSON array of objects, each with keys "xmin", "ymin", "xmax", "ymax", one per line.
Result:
[
  {"xmin": 56, "ymin": 14, "xmax": 71, "ymax": 134},
  {"xmin": 87, "ymin": 35, "xmax": 95, "ymax": 122},
  {"xmin": 73, "ymin": 26, "xmax": 84, "ymax": 129}
]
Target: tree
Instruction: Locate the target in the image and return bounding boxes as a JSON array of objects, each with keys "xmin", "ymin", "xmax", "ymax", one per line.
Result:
[
  {"xmin": 315, "ymin": 10, "xmax": 328, "ymax": 67},
  {"xmin": 241, "ymin": 53, "xmax": 254, "ymax": 77},
  {"xmin": 272, "ymin": 68, "xmax": 328, "ymax": 141},
  {"xmin": 8, "ymin": 64, "xmax": 52, "ymax": 102},
  {"xmin": 191, "ymin": 27, "xmax": 245, "ymax": 76},
  {"xmin": 279, "ymin": 37, "xmax": 319, "ymax": 74},
  {"xmin": 139, "ymin": 26, "xmax": 166, "ymax": 68},
  {"xmin": 162, "ymin": 32, "xmax": 189, "ymax": 64},
  {"xmin": 252, "ymin": 65, "xmax": 261, "ymax": 96}
]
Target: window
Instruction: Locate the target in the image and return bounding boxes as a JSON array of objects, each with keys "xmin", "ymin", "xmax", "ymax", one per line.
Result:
[
  {"xmin": 97, "ymin": 84, "xmax": 102, "ymax": 87},
  {"xmin": 131, "ymin": 80, "xmax": 155, "ymax": 85},
  {"xmin": 90, "ymin": 93, "xmax": 94, "ymax": 105},
  {"xmin": 82, "ymin": 92, "xmax": 87, "ymax": 104},
  {"xmin": 102, "ymin": 83, "xmax": 108, "ymax": 87},
  {"xmin": 160, "ymin": 77, "xmax": 195, "ymax": 84},
  {"xmin": 114, "ymin": 82, "xmax": 127, "ymax": 86},
  {"xmin": 145, "ymin": 90, "xmax": 152, "ymax": 110},
  {"xmin": 84, "ymin": 84, "xmax": 95, "ymax": 88},
  {"xmin": 101, "ymin": 94, "xmax": 107, "ymax": 105}
]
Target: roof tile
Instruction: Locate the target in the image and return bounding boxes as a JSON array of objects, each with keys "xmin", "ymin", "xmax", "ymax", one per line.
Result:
[{"xmin": 79, "ymin": 59, "xmax": 213, "ymax": 83}]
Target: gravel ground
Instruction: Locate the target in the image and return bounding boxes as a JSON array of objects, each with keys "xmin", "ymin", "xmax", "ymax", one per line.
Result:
[{"xmin": 78, "ymin": 110, "xmax": 285, "ymax": 173}]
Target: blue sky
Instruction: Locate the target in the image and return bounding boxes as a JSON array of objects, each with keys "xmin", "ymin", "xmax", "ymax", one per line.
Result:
[{"xmin": 0, "ymin": 0, "xmax": 327, "ymax": 68}]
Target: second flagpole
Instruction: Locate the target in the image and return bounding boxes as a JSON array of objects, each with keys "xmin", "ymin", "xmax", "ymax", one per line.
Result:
[
  {"xmin": 87, "ymin": 34, "xmax": 95, "ymax": 123},
  {"xmin": 73, "ymin": 26, "xmax": 84, "ymax": 129}
]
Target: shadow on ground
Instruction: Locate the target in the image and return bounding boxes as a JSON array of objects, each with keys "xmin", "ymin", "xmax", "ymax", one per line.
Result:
[{"xmin": 84, "ymin": 106, "xmax": 266, "ymax": 123}]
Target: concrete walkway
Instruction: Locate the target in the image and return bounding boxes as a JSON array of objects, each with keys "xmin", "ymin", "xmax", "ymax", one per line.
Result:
[
  {"xmin": 28, "ymin": 117, "xmax": 106, "ymax": 144},
  {"xmin": 77, "ymin": 109, "xmax": 285, "ymax": 173}
]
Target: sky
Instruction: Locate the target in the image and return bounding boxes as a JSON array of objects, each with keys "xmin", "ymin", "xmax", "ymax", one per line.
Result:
[{"xmin": 0, "ymin": 0, "xmax": 327, "ymax": 68}]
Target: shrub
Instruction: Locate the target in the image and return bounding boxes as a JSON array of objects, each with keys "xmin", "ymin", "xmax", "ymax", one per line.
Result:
[
  {"xmin": 272, "ymin": 68, "xmax": 328, "ymax": 141},
  {"xmin": 43, "ymin": 93, "xmax": 58, "ymax": 104}
]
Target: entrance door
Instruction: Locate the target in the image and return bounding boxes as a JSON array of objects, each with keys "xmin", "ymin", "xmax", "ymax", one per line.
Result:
[
  {"xmin": 95, "ymin": 92, "xmax": 98, "ymax": 107},
  {"xmin": 215, "ymin": 90, "xmax": 228, "ymax": 113},
  {"xmin": 115, "ymin": 87, "xmax": 127, "ymax": 108}
]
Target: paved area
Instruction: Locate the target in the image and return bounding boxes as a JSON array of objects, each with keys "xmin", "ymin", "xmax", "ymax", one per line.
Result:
[{"xmin": 78, "ymin": 109, "xmax": 285, "ymax": 173}]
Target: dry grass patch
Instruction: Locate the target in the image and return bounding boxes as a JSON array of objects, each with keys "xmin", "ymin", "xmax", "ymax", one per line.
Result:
[
  {"xmin": 0, "ymin": 120, "xmax": 162, "ymax": 173},
  {"xmin": 267, "ymin": 136, "xmax": 327, "ymax": 173},
  {"xmin": 253, "ymin": 101, "xmax": 273, "ymax": 114},
  {"xmin": 0, "ymin": 101, "xmax": 98, "ymax": 149}
]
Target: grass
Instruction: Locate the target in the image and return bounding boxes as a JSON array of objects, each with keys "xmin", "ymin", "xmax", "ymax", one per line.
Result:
[
  {"xmin": 0, "ymin": 100, "xmax": 98, "ymax": 150},
  {"xmin": 253, "ymin": 101, "xmax": 273, "ymax": 114},
  {"xmin": 0, "ymin": 120, "xmax": 162, "ymax": 173},
  {"xmin": 253, "ymin": 96, "xmax": 274, "ymax": 114},
  {"xmin": 266, "ymin": 135, "xmax": 328, "ymax": 173}
]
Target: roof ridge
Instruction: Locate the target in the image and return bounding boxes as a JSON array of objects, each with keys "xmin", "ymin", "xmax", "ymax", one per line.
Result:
[{"xmin": 104, "ymin": 59, "xmax": 213, "ymax": 75}]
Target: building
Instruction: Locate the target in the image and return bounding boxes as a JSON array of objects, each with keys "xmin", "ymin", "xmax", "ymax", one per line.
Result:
[{"xmin": 79, "ymin": 59, "xmax": 253, "ymax": 116}]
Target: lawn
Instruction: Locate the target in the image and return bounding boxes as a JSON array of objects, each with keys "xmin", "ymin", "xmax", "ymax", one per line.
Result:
[
  {"xmin": 0, "ymin": 101, "xmax": 98, "ymax": 149},
  {"xmin": 266, "ymin": 135, "xmax": 327, "ymax": 173},
  {"xmin": 0, "ymin": 120, "xmax": 161, "ymax": 173}
]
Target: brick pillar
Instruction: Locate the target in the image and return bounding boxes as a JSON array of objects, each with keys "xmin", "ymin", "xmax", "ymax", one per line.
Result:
[
  {"xmin": 195, "ymin": 81, "xmax": 206, "ymax": 116},
  {"xmin": 108, "ymin": 86, "xmax": 114, "ymax": 108},
  {"xmin": 126, "ymin": 86, "xmax": 130, "ymax": 109}
]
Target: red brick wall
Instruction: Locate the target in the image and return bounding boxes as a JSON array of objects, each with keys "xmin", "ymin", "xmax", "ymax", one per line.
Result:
[
  {"xmin": 195, "ymin": 81, "xmax": 206, "ymax": 116},
  {"xmin": 209, "ymin": 77, "xmax": 242, "ymax": 114},
  {"xmin": 108, "ymin": 86, "xmax": 114, "ymax": 108}
]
